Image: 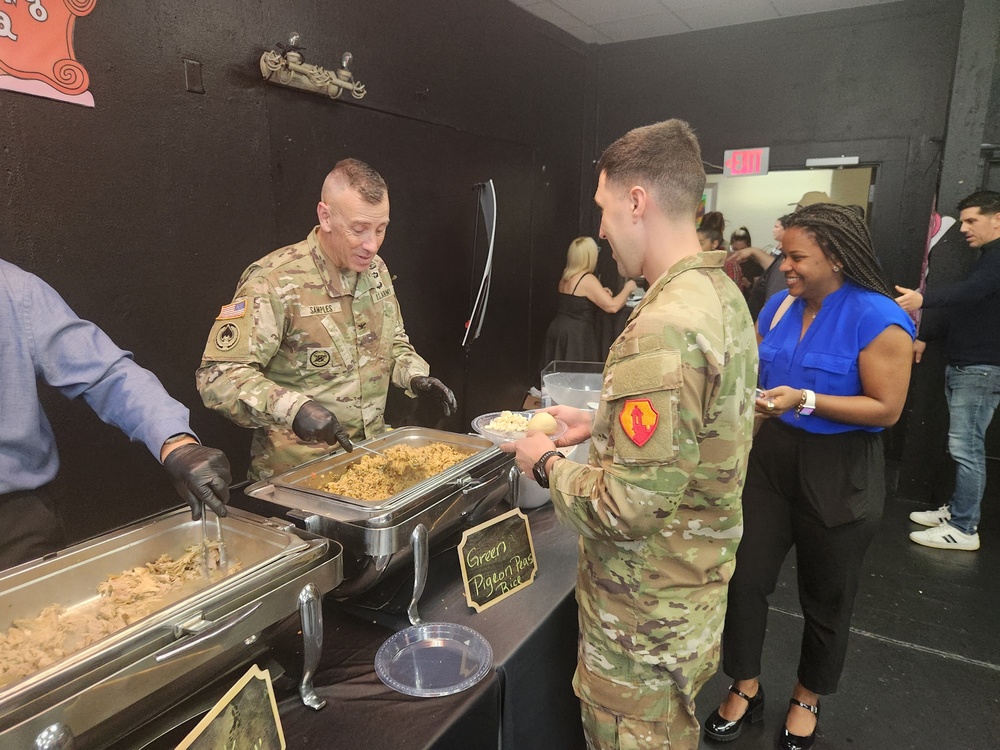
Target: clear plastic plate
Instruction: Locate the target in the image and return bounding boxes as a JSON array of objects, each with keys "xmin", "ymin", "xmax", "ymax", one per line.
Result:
[
  {"xmin": 471, "ymin": 411, "xmax": 567, "ymax": 445},
  {"xmin": 375, "ymin": 622, "xmax": 493, "ymax": 698}
]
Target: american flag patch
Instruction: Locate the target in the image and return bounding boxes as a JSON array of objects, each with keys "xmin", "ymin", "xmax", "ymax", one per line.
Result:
[{"xmin": 216, "ymin": 298, "xmax": 247, "ymax": 320}]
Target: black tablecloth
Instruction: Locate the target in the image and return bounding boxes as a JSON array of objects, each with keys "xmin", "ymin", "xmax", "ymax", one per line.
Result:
[{"xmin": 274, "ymin": 504, "xmax": 585, "ymax": 750}]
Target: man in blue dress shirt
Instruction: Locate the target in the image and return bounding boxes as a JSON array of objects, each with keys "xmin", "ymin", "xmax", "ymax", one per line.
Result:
[{"xmin": 0, "ymin": 258, "xmax": 232, "ymax": 570}]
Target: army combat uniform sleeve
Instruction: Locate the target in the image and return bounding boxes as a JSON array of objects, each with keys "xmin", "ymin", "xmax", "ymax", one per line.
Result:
[
  {"xmin": 546, "ymin": 256, "xmax": 756, "ymax": 544},
  {"xmin": 548, "ymin": 315, "xmax": 723, "ymax": 541},
  {"xmin": 387, "ymin": 296, "xmax": 430, "ymax": 393},
  {"xmin": 196, "ymin": 272, "xmax": 310, "ymax": 430}
]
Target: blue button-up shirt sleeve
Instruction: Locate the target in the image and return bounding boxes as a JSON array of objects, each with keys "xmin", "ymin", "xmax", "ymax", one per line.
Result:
[{"xmin": 1, "ymin": 260, "xmax": 194, "ymax": 493}]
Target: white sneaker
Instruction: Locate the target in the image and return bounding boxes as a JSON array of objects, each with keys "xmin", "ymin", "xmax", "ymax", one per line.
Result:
[
  {"xmin": 909, "ymin": 523, "xmax": 980, "ymax": 551},
  {"xmin": 909, "ymin": 505, "xmax": 951, "ymax": 527}
]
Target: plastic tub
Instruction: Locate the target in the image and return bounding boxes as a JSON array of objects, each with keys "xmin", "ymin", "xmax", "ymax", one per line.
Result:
[{"xmin": 542, "ymin": 371, "xmax": 603, "ymax": 409}]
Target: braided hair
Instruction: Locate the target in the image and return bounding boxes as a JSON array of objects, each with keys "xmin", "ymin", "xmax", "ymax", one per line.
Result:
[{"xmin": 785, "ymin": 203, "xmax": 892, "ymax": 297}]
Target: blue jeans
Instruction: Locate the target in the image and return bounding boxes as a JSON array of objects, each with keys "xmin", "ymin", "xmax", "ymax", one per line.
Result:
[{"xmin": 945, "ymin": 364, "xmax": 1000, "ymax": 534}]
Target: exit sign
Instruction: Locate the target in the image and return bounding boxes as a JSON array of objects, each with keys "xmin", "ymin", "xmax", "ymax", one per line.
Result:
[{"xmin": 724, "ymin": 148, "xmax": 770, "ymax": 177}]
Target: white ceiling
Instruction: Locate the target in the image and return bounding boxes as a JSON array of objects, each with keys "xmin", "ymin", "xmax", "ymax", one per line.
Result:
[{"xmin": 508, "ymin": 0, "xmax": 900, "ymax": 44}]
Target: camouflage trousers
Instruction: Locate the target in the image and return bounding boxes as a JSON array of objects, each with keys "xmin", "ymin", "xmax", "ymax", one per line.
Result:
[{"xmin": 581, "ymin": 695, "xmax": 701, "ymax": 750}]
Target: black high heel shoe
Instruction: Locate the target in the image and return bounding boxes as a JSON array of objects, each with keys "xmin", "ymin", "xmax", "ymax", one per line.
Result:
[
  {"xmin": 778, "ymin": 698, "xmax": 820, "ymax": 750},
  {"xmin": 704, "ymin": 683, "xmax": 765, "ymax": 742}
]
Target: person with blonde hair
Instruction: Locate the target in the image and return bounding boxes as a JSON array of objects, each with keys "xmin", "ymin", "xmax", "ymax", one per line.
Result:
[{"xmin": 541, "ymin": 236, "xmax": 636, "ymax": 367}]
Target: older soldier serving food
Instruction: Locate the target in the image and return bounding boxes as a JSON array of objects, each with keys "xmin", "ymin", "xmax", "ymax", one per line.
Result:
[
  {"xmin": 503, "ymin": 121, "xmax": 757, "ymax": 750},
  {"xmin": 197, "ymin": 159, "xmax": 456, "ymax": 481}
]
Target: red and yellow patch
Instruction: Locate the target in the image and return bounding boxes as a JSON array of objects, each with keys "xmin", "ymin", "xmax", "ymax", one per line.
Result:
[{"xmin": 619, "ymin": 398, "xmax": 659, "ymax": 447}]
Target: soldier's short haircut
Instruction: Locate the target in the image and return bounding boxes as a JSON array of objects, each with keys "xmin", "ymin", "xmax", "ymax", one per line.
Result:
[
  {"xmin": 326, "ymin": 158, "xmax": 387, "ymax": 205},
  {"xmin": 957, "ymin": 190, "xmax": 1000, "ymax": 216},
  {"xmin": 596, "ymin": 120, "xmax": 706, "ymax": 219}
]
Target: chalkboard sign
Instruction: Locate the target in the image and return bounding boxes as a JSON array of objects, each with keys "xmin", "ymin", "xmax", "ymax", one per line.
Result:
[
  {"xmin": 458, "ymin": 508, "xmax": 537, "ymax": 613},
  {"xmin": 176, "ymin": 664, "xmax": 285, "ymax": 749}
]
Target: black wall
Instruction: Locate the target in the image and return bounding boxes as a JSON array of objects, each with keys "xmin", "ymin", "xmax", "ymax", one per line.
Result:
[
  {"xmin": 589, "ymin": 0, "xmax": 962, "ymax": 290},
  {"xmin": 1, "ymin": 0, "xmax": 589, "ymax": 541},
  {"xmin": 1, "ymin": 0, "xmax": 976, "ymax": 541}
]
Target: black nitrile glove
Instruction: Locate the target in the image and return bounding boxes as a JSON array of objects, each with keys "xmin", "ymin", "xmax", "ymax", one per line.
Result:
[
  {"xmin": 292, "ymin": 400, "xmax": 354, "ymax": 453},
  {"xmin": 410, "ymin": 376, "xmax": 457, "ymax": 417},
  {"xmin": 163, "ymin": 443, "xmax": 232, "ymax": 521}
]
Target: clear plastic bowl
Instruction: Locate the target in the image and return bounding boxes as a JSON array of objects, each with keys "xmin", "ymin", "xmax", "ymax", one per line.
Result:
[
  {"xmin": 471, "ymin": 412, "xmax": 567, "ymax": 445},
  {"xmin": 543, "ymin": 372, "xmax": 603, "ymax": 409}
]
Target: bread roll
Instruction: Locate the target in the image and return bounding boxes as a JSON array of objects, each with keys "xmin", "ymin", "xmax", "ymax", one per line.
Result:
[{"xmin": 526, "ymin": 412, "xmax": 558, "ymax": 435}]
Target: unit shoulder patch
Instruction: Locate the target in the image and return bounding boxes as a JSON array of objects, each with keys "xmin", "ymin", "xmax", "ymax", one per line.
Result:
[{"xmin": 619, "ymin": 398, "xmax": 659, "ymax": 447}]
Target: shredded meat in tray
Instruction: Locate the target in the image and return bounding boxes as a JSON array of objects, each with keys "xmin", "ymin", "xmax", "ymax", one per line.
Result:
[
  {"xmin": 0, "ymin": 543, "xmax": 240, "ymax": 688},
  {"xmin": 318, "ymin": 443, "xmax": 470, "ymax": 502}
]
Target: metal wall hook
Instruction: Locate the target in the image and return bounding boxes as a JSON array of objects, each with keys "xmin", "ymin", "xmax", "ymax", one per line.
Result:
[{"xmin": 260, "ymin": 33, "xmax": 367, "ymax": 101}]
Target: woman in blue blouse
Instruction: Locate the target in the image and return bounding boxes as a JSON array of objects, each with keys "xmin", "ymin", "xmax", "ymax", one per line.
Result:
[{"xmin": 704, "ymin": 205, "xmax": 915, "ymax": 749}]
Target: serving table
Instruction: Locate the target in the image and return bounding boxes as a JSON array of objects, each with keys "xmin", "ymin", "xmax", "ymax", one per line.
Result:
[
  {"xmin": 124, "ymin": 502, "xmax": 584, "ymax": 750},
  {"xmin": 275, "ymin": 502, "xmax": 584, "ymax": 750},
  {"xmin": 99, "ymin": 504, "xmax": 585, "ymax": 750}
]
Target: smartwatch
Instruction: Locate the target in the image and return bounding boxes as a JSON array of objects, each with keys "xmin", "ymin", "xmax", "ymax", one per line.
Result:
[
  {"xmin": 532, "ymin": 450, "xmax": 565, "ymax": 489},
  {"xmin": 796, "ymin": 389, "xmax": 816, "ymax": 417}
]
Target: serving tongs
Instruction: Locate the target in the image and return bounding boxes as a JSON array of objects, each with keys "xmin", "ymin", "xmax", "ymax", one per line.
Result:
[
  {"xmin": 352, "ymin": 443, "xmax": 388, "ymax": 459},
  {"xmin": 199, "ymin": 509, "xmax": 229, "ymax": 578}
]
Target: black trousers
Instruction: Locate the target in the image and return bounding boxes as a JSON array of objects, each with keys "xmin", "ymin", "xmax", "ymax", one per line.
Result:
[
  {"xmin": 0, "ymin": 484, "xmax": 67, "ymax": 572},
  {"xmin": 722, "ymin": 419, "xmax": 883, "ymax": 695}
]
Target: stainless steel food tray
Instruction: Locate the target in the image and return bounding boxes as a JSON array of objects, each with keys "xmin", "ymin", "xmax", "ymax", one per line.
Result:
[
  {"xmin": 269, "ymin": 426, "xmax": 500, "ymax": 518},
  {"xmin": 243, "ymin": 427, "xmax": 517, "ymax": 597},
  {"xmin": 0, "ymin": 507, "xmax": 343, "ymax": 748}
]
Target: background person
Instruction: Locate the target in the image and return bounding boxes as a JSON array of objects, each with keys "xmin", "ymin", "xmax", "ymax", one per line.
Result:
[
  {"xmin": 541, "ymin": 236, "xmax": 637, "ymax": 367},
  {"xmin": 895, "ymin": 189, "xmax": 1000, "ymax": 551},
  {"xmin": 791, "ymin": 191, "xmax": 833, "ymax": 210},
  {"xmin": 0, "ymin": 258, "xmax": 232, "ymax": 571},
  {"xmin": 197, "ymin": 159, "xmax": 456, "ymax": 481},
  {"xmin": 730, "ymin": 226, "xmax": 762, "ymax": 294},
  {"xmin": 741, "ymin": 213, "xmax": 795, "ymax": 320},
  {"xmin": 700, "ymin": 211, "xmax": 741, "ymax": 289},
  {"xmin": 504, "ymin": 120, "xmax": 757, "ymax": 750},
  {"xmin": 704, "ymin": 204, "xmax": 914, "ymax": 749}
]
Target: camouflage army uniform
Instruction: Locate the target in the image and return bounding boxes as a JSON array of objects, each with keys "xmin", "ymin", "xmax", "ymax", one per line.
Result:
[
  {"xmin": 547, "ymin": 250, "xmax": 758, "ymax": 749},
  {"xmin": 196, "ymin": 227, "xmax": 429, "ymax": 480}
]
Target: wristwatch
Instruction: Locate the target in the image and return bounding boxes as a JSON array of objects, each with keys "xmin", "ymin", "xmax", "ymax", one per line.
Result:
[
  {"xmin": 532, "ymin": 450, "xmax": 565, "ymax": 489},
  {"xmin": 796, "ymin": 389, "xmax": 816, "ymax": 417}
]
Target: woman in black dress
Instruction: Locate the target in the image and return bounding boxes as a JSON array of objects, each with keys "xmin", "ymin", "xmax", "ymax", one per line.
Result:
[{"xmin": 542, "ymin": 237, "xmax": 636, "ymax": 367}]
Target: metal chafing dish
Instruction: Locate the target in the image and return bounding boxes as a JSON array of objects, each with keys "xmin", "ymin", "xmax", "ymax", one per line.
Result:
[
  {"xmin": 242, "ymin": 426, "xmax": 518, "ymax": 597},
  {"xmin": 0, "ymin": 507, "xmax": 343, "ymax": 749}
]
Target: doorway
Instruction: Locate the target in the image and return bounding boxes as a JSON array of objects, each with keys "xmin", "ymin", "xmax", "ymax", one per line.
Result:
[{"xmin": 705, "ymin": 167, "xmax": 876, "ymax": 249}]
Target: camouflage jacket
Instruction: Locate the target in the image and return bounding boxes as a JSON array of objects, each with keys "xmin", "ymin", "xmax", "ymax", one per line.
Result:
[
  {"xmin": 196, "ymin": 227, "xmax": 429, "ymax": 480},
  {"xmin": 548, "ymin": 250, "xmax": 758, "ymax": 721}
]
